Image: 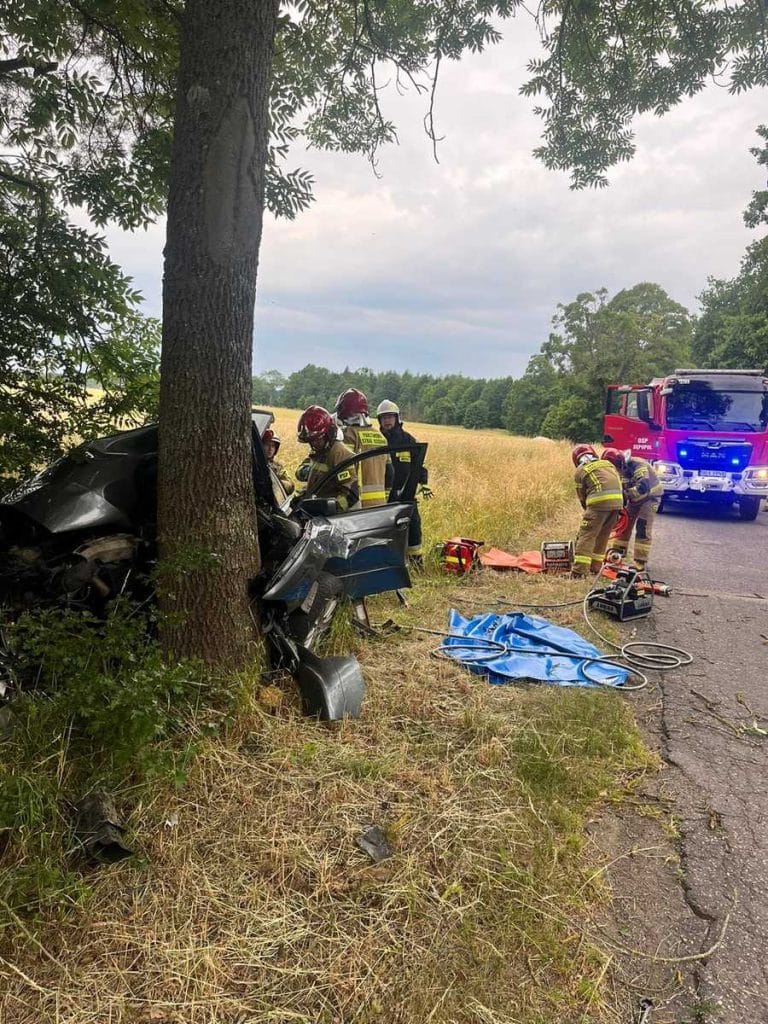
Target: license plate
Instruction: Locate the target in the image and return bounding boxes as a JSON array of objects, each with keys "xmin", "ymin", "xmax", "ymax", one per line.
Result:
[{"xmin": 701, "ymin": 471, "xmax": 727, "ymax": 478}]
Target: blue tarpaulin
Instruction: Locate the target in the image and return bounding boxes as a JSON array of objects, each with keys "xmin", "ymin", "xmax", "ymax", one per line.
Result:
[{"xmin": 442, "ymin": 609, "xmax": 629, "ymax": 688}]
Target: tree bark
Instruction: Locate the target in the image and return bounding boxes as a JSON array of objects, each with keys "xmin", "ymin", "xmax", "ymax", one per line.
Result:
[{"xmin": 158, "ymin": 0, "xmax": 279, "ymax": 667}]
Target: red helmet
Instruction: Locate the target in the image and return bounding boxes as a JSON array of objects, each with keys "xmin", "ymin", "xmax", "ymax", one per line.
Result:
[
  {"xmin": 335, "ymin": 387, "xmax": 369, "ymax": 421},
  {"xmin": 601, "ymin": 447, "xmax": 626, "ymax": 471},
  {"xmin": 298, "ymin": 406, "xmax": 335, "ymax": 451},
  {"xmin": 262, "ymin": 428, "xmax": 281, "ymax": 455},
  {"xmin": 571, "ymin": 443, "xmax": 597, "ymax": 467}
]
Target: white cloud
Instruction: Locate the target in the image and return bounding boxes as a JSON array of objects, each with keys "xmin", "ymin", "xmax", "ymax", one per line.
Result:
[{"xmin": 103, "ymin": 19, "xmax": 767, "ymax": 378}]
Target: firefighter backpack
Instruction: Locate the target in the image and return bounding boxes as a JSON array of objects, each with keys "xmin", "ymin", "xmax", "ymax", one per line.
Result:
[{"xmin": 440, "ymin": 537, "xmax": 483, "ymax": 575}]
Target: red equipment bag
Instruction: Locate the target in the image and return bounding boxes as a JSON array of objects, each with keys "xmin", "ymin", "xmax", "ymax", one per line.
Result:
[
  {"xmin": 440, "ymin": 537, "xmax": 483, "ymax": 574},
  {"xmin": 610, "ymin": 508, "xmax": 630, "ymax": 539}
]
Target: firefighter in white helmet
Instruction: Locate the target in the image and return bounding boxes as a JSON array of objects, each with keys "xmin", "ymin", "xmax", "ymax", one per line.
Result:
[{"xmin": 376, "ymin": 399, "xmax": 430, "ymax": 566}]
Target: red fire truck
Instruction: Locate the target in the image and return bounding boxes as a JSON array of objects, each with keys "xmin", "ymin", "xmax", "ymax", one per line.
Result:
[{"xmin": 604, "ymin": 369, "xmax": 768, "ymax": 520}]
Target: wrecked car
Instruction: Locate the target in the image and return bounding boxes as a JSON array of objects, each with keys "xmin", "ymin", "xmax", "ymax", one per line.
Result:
[{"xmin": 0, "ymin": 410, "xmax": 428, "ymax": 720}]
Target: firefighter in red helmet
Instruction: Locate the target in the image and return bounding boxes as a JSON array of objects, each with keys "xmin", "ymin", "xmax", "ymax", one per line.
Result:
[
  {"xmin": 296, "ymin": 406, "xmax": 357, "ymax": 511},
  {"xmin": 602, "ymin": 447, "xmax": 663, "ymax": 568},
  {"xmin": 334, "ymin": 387, "xmax": 389, "ymax": 508},
  {"xmin": 262, "ymin": 428, "xmax": 294, "ymax": 495},
  {"xmin": 571, "ymin": 444, "xmax": 624, "ymax": 575}
]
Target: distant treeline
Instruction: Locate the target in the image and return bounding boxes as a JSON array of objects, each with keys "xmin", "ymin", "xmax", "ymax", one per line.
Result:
[
  {"xmin": 252, "ymin": 365, "xmax": 514, "ymax": 430},
  {"xmin": 253, "ymin": 273, "xmax": 768, "ymax": 440}
]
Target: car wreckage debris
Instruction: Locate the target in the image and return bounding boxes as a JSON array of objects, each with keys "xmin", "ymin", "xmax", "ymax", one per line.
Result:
[
  {"xmin": 355, "ymin": 824, "xmax": 394, "ymax": 863},
  {"xmin": 0, "ymin": 415, "xmax": 427, "ymax": 723},
  {"xmin": 74, "ymin": 791, "xmax": 134, "ymax": 864}
]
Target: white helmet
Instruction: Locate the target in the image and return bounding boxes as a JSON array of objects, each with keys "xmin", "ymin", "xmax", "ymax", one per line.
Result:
[{"xmin": 376, "ymin": 399, "xmax": 400, "ymax": 418}]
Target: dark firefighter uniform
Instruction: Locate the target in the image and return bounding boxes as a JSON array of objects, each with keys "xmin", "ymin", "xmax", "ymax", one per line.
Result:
[
  {"xmin": 609, "ymin": 457, "xmax": 664, "ymax": 568},
  {"xmin": 379, "ymin": 420, "xmax": 428, "ymax": 559},
  {"xmin": 573, "ymin": 459, "xmax": 625, "ymax": 575},
  {"xmin": 303, "ymin": 439, "xmax": 358, "ymax": 511},
  {"xmin": 341, "ymin": 423, "xmax": 389, "ymax": 508}
]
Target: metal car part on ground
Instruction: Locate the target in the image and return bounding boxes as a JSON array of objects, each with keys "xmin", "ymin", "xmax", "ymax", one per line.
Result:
[{"xmin": 0, "ymin": 412, "xmax": 428, "ymax": 722}]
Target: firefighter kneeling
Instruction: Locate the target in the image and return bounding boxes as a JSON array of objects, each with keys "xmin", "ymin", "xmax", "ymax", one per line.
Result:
[
  {"xmin": 571, "ymin": 444, "xmax": 624, "ymax": 576},
  {"xmin": 602, "ymin": 448, "xmax": 663, "ymax": 569}
]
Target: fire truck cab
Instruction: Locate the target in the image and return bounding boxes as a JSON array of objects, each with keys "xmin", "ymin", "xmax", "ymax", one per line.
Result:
[{"xmin": 604, "ymin": 369, "xmax": 768, "ymax": 521}]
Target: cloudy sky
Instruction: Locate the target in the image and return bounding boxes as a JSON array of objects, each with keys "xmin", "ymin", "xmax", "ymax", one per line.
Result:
[{"xmin": 106, "ymin": 16, "xmax": 766, "ymax": 380}]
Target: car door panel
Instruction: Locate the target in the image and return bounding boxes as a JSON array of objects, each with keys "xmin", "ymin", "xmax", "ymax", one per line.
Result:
[{"xmin": 261, "ymin": 502, "xmax": 412, "ymax": 605}]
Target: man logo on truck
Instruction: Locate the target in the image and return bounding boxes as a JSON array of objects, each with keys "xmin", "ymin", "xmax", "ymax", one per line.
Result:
[{"xmin": 604, "ymin": 369, "xmax": 768, "ymax": 521}]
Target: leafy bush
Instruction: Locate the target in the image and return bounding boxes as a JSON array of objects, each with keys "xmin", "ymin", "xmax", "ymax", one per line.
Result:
[{"xmin": 0, "ymin": 602, "xmax": 241, "ymax": 921}]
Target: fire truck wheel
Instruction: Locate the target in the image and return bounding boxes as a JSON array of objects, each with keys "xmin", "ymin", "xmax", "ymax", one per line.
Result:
[{"xmin": 738, "ymin": 496, "xmax": 761, "ymax": 521}]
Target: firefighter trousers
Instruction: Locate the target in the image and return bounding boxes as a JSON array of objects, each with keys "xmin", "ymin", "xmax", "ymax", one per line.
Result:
[
  {"xmin": 408, "ymin": 502, "xmax": 423, "ymax": 558},
  {"xmin": 573, "ymin": 507, "xmax": 621, "ymax": 575},
  {"xmin": 609, "ymin": 499, "xmax": 659, "ymax": 567}
]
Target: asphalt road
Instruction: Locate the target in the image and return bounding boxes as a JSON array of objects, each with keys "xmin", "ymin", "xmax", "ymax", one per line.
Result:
[{"xmin": 649, "ymin": 499, "xmax": 768, "ymax": 1022}]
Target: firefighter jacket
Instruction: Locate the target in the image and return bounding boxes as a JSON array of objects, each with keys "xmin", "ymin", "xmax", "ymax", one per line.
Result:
[
  {"xmin": 341, "ymin": 423, "xmax": 389, "ymax": 507},
  {"xmin": 381, "ymin": 422, "xmax": 428, "ymax": 493},
  {"xmin": 304, "ymin": 440, "xmax": 358, "ymax": 510},
  {"xmin": 270, "ymin": 459, "xmax": 295, "ymax": 496},
  {"xmin": 574, "ymin": 458, "xmax": 624, "ymax": 510},
  {"xmin": 623, "ymin": 457, "xmax": 663, "ymax": 505}
]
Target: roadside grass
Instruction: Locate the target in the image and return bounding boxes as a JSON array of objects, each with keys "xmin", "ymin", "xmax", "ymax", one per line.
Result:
[{"xmin": 0, "ymin": 418, "xmax": 656, "ymax": 1024}]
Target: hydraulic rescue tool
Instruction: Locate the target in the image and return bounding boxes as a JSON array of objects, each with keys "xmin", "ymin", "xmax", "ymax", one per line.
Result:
[
  {"xmin": 588, "ymin": 566, "xmax": 654, "ymax": 620},
  {"xmin": 587, "ymin": 565, "xmax": 670, "ymax": 620}
]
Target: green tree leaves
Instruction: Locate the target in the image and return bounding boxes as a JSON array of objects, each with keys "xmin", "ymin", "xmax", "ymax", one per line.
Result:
[
  {"xmin": 693, "ymin": 238, "xmax": 768, "ymax": 371},
  {"xmin": 523, "ymin": 0, "xmax": 768, "ymax": 188},
  {"xmin": 505, "ymin": 284, "xmax": 692, "ymax": 439}
]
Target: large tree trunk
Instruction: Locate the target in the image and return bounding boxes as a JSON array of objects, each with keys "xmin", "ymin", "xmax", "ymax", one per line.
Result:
[{"xmin": 158, "ymin": 0, "xmax": 279, "ymax": 667}]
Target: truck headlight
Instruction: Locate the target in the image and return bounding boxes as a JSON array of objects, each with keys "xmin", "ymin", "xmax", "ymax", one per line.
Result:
[
  {"xmin": 745, "ymin": 466, "xmax": 768, "ymax": 481},
  {"xmin": 655, "ymin": 461, "xmax": 682, "ymax": 477}
]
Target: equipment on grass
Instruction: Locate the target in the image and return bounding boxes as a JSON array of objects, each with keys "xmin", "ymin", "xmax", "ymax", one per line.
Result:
[
  {"xmin": 587, "ymin": 565, "xmax": 655, "ymax": 620},
  {"xmin": 440, "ymin": 537, "xmax": 483, "ymax": 574},
  {"xmin": 600, "ymin": 562, "xmax": 672, "ymax": 597},
  {"xmin": 540, "ymin": 540, "xmax": 574, "ymax": 574}
]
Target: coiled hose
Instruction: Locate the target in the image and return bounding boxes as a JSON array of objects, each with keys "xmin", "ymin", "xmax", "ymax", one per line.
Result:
[{"xmin": 412, "ymin": 576, "xmax": 693, "ymax": 692}]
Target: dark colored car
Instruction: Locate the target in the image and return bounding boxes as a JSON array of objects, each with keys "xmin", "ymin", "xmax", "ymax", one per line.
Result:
[{"xmin": 0, "ymin": 410, "xmax": 428, "ymax": 720}]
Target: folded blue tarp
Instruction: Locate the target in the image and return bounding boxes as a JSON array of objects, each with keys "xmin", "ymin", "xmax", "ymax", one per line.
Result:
[{"xmin": 442, "ymin": 609, "xmax": 629, "ymax": 688}]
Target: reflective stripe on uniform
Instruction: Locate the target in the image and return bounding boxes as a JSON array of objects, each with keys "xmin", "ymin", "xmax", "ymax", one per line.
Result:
[
  {"xmin": 356, "ymin": 429, "xmax": 387, "ymax": 448},
  {"xmin": 396, "ymin": 451, "xmax": 411, "ymax": 462},
  {"xmin": 573, "ymin": 554, "xmax": 591, "ymax": 565},
  {"xmin": 586, "ymin": 491, "xmax": 623, "ymax": 506}
]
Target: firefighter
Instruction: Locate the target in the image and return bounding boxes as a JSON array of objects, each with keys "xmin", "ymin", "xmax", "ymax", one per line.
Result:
[
  {"xmin": 572, "ymin": 444, "xmax": 624, "ymax": 576},
  {"xmin": 602, "ymin": 448, "xmax": 664, "ymax": 569},
  {"xmin": 295, "ymin": 406, "xmax": 358, "ymax": 511},
  {"xmin": 376, "ymin": 399, "xmax": 431, "ymax": 565},
  {"xmin": 334, "ymin": 387, "xmax": 389, "ymax": 508},
  {"xmin": 262, "ymin": 428, "xmax": 294, "ymax": 495}
]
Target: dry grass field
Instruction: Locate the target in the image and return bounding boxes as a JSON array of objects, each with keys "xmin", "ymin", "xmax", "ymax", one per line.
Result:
[{"xmin": 0, "ymin": 414, "xmax": 656, "ymax": 1024}]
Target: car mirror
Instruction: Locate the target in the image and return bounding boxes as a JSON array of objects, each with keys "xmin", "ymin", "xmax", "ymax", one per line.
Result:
[{"xmin": 298, "ymin": 497, "xmax": 338, "ymax": 517}]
